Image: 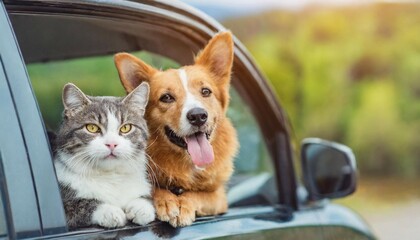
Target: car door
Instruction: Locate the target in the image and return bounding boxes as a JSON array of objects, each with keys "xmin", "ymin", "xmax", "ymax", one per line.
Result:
[
  {"xmin": 2, "ymin": 1, "xmax": 324, "ymax": 239},
  {"xmin": 0, "ymin": 1, "xmax": 67, "ymax": 238}
]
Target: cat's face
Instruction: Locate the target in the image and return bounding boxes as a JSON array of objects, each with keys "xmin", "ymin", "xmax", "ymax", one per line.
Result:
[{"xmin": 55, "ymin": 83, "xmax": 149, "ymax": 171}]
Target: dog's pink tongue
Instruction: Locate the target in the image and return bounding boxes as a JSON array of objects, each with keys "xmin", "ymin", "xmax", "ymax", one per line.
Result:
[{"xmin": 186, "ymin": 133, "xmax": 214, "ymax": 168}]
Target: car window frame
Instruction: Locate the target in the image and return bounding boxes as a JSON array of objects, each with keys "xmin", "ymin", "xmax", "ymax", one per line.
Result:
[
  {"xmin": 5, "ymin": 0, "xmax": 298, "ymax": 210},
  {"xmin": 2, "ymin": 0, "xmax": 300, "ymax": 237}
]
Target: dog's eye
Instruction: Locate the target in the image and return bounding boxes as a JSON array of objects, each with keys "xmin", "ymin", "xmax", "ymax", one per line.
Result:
[
  {"xmin": 201, "ymin": 88, "xmax": 212, "ymax": 97},
  {"xmin": 159, "ymin": 93, "xmax": 175, "ymax": 103}
]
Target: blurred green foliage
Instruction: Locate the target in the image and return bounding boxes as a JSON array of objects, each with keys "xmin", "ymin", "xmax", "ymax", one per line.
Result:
[
  {"xmin": 28, "ymin": 52, "xmax": 179, "ymax": 130},
  {"xmin": 224, "ymin": 3, "xmax": 420, "ymax": 178}
]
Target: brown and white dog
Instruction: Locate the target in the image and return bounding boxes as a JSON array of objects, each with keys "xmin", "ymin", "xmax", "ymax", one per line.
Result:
[{"xmin": 114, "ymin": 32, "xmax": 238, "ymax": 227}]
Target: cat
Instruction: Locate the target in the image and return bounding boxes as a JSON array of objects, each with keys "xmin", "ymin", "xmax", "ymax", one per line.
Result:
[{"xmin": 53, "ymin": 82, "xmax": 155, "ymax": 229}]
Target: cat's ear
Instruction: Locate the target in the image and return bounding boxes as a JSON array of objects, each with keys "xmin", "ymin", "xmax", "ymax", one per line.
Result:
[
  {"xmin": 122, "ymin": 82, "xmax": 150, "ymax": 115},
  {"xmin": 114, "ymin": 53, "xmax": 157, "ymax": 93},
  {"xmin": 62, "ymin": 83, "xmax": 91, "ymax": 110}
]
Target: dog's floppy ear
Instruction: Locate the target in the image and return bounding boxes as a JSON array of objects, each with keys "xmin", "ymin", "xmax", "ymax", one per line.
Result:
[
  {"xmin": 195, "ymin": 31, "xmax": 234, "ymax": 84},
  {"xmin": 114, "ymin": 53, "xmax": 157, "ymax": 93}
]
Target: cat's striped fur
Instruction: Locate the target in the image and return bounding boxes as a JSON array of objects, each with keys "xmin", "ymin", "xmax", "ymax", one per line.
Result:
[{"xmin": 53, "ymin": 82, "xmax": 155, "ymax": 229}]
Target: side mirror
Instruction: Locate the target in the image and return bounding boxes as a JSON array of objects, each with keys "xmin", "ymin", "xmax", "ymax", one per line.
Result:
[{"xmin": 301, "ymin": 138, "xmax": 357, "ymax": 201}]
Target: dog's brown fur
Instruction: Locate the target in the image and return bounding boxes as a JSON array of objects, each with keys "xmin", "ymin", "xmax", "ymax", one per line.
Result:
[{"xmin": 114, "ymin": 32, "xmax": 238, "ymax": 227}]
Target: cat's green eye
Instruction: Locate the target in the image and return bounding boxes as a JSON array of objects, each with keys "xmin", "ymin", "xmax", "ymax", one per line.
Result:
[
  {"xmin": 86, "ymin": 124, "xmax": 100, "ymax": 133},
  {"xmin": 120, "ymin": 124, "xmax": 132, "ymax": 134}
]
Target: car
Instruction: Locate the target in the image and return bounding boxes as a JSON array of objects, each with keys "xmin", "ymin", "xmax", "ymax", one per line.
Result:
[{"xmin": 0, "ymin": 0, "xmax": 376, "ymax": 239}]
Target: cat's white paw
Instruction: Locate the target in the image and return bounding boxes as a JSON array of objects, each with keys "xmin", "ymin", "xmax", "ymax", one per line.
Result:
[
  {"xmin": 125, "ymin": 198, "xmax": 155, "ymax": 226},
  {"xmin": 92, "ymin": 203, "xmax": 127, "ymax": 228}
]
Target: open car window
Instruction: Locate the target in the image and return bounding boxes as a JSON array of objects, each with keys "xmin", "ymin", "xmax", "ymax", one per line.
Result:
[
  {"xmin": 27, "ymin": 52, "xmax": 278, "ymax": 211},
  {"xmin": 7, "ymin": 2, "xmax": 285, "ymax": 232}
]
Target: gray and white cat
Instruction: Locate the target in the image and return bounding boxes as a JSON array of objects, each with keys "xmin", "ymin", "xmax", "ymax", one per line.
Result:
[{"xmin": 53, "ymin": 82, "xmax": 155, "ymax": 229}]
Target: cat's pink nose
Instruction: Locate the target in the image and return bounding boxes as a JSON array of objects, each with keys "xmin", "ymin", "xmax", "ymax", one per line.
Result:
[{"xmin": 105, "ymin": 143, "xmax": 118, "ymax": 151}]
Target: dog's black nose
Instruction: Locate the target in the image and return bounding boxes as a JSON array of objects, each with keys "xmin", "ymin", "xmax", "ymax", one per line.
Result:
[{"xmin": 187, "ymin": 108, "xmax": 208, "ymax": 127}]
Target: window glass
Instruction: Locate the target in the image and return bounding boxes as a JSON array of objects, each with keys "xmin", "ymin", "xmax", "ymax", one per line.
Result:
[
  {"xmin": 227, "ymin": 88, "xmax": 276, "ymax": 207},
  {"xmin": 228, "ymin": 89, "xmax": 272, "ymax": 176}
]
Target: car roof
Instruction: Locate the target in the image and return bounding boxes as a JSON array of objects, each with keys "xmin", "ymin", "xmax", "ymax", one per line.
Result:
[{"xmin": 8, "ymin": 0, "xmax": 214, "ymax": 64}]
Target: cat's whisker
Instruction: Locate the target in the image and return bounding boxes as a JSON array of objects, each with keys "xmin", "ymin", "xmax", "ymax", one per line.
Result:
[
  {"xmin": 145, "ymin": 156, "xmax": 159, "ymax": 189},
  {"xmin": 64, "ymin": 151, "xmax": 98, "ymax": 177},
  {"xmin": 144, "ymin": 153, "xmax": 162, "ymax": 173},
  {"xmin": 145, "ymin": 135, "xmax": 159, "ymax": 150},
  {"xmin": 143, "ymin": 151, "xmax": 160, "ymax": 170}
]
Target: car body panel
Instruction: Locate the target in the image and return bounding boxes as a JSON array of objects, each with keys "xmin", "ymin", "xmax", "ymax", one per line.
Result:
[
  {"xmin": 34, "ymin": 207, "xmax": 317, "ymax": 239},
  {"xmin": 33, "ymin": 205, "xmax": 374, "ymax": 240},
  {"xmin": 0, "ymin": 2, "xmax": 43, "ymax": 237},
  {"xmin": 318, "ymin": 203, "xmax": 374, "ymax": 239}
]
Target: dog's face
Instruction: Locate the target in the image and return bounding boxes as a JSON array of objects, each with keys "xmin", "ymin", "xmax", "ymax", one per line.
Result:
[{"xmin": 114, "ymin": 32, "xmax": 234, "ymax": 169}]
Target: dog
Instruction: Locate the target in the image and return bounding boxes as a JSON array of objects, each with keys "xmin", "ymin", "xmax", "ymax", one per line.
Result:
[{"xmin": 114, "ymin": 31, "xmax": 238, "ymax": 227}]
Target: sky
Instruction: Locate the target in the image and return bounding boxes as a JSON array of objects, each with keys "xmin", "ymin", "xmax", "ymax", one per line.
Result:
[
  {"xmin": 181, "ymin": 0, "xmax": 376, "ymax": 19},
  {"xmin": 183, "ymin": 0, "xmax": 373, "ymax": 10},
  {"xmin": 182, "ymin": 0, "xmax": 417, "ymax": 11},
  {"xmin": 181, "ymin": 0, "xmax": 418, "ymax": 20}
]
